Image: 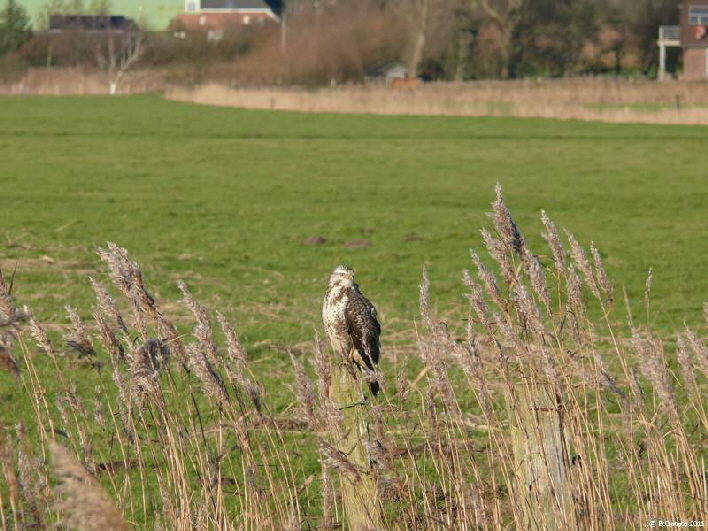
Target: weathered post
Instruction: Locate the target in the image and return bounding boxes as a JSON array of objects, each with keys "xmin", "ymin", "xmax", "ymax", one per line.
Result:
[
  {"xmin": 330, "ymin": 359, "xmax": 383, "ymax": 531},
  {"xmin": 511, "ymin": 380, "xmax": 573, "ymax": 530}
]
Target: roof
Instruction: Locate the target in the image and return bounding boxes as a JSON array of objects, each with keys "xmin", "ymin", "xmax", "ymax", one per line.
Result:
[
  {"xmin": 49, "ymin": 15, "xmax": 137, "ymax": 31},
  {"xmin": 19, "ymin": 0, "xmax": 283, "ymax": 30},
  {"xmin": 201, "ymin": 0, "xmax": 274, "ymax": 9},
  {"xmin": 20, "ymin": 0, "xmax": 186, "ymax": 30},
  {"xmin": 367, "ymin": 62, "xmax": 409, "ymax": 77}
]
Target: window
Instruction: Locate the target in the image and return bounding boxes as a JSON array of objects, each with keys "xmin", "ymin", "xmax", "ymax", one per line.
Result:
[
  {"xmin": 186, "ymin": 0, "xmax": 198, "ymax": 11},
  {"xmin": 208, "ymin": 29, "xmax": 224, "ymax": 41},
  {"xmin": 689, "ymin": 6, "xmax": 708, "ymax": 25}
]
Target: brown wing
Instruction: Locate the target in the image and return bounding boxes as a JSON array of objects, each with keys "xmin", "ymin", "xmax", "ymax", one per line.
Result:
[{"xmin": 344, "ymin": 290, "xmax": 380, "ymax": 370}]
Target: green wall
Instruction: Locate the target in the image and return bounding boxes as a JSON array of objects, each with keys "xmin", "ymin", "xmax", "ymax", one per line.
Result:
[{"xmin": 18, "ymin": 0, "xmax": 184, "ymax": 30}]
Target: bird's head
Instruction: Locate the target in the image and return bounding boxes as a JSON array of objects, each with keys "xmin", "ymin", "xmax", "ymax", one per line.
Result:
[{"xmin": 328, "ymin": 265, "xmax": 355, "ymax": 288}]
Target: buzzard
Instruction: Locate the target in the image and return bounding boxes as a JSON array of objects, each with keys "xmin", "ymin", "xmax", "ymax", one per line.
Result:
[{"xmin": 322, "ymin": 265, "xmax": 380, "ymax": 396}]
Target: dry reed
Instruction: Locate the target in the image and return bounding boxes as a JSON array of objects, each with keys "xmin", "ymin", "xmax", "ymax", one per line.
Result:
[
  {"xmin": 166, "ymin": 78, "xmax": 708, "ymax": 125},
  {"xmin": 0, "ymin": 68, "xmax": 166, "ymax": 96}
]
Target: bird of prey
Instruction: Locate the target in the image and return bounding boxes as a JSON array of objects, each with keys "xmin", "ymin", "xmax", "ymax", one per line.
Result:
[{"xmin": 322, "ymin": 265, "xmax": 381, "ymax": 396}]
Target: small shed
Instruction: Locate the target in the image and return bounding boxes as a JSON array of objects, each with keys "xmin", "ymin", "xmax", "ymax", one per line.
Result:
[{"xmin": 367, "ymin": 62, "xmax": 409, "ymax": 82}]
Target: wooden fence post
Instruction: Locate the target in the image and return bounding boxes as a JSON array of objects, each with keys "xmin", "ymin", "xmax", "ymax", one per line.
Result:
[
  {"xmin": 330, "ymin": 360, "xmax": 383, "ymax": 531},
  {"xmin": 511, "ymin": 380, "xmax": 573, "ymax": 530}
]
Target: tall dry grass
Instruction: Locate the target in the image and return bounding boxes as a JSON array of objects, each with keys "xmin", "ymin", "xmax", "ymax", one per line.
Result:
[
  {"xmin": 166, "ymin": 78, "xmax": 708, "ymax": 125},
  {"xmin": 1, "ymin": 186, "xmax": 708, "ymax": 529},
  {"xmin": 0, "ymin": 68, "xmax": 167, "ymax": 96},
  {"xmin": 4, "ymin": 69, "xmax": 708, "ymax": 126}
]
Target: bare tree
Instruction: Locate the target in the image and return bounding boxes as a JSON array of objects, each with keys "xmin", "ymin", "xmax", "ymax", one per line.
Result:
[
  {"xmin": 452, "ymin": 0, "xmax": 481, "ymax": 80},
  {"xmin": 388, "ymin": 0, "xmax": 438, "ymax": 78},
  {"xmin": 608, "ymin": 0, "xmax": 680, "ymax": 74},
  {"xmin": 407, "ymin": 0, "xmax": 429, "ymax": 78},
  {"xmin": 479, "ymin": 0, "xmax": 523, "ymax": 78},
  {"xmin": 94, "ymin": 24, "xmax": 144, "ymax": 95}
]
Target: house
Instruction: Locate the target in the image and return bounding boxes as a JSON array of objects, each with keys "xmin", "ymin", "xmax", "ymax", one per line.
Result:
[
  {"xmin": 658, "ymin": 1, "xmax": 708, "ymax": 79},
  {"xmin": 661, "ymin": 1, "xmax": 708, "ymax": 79},
  {"xmin": 172, "ymin": 0, "xmax": 279, "ymax": 33},
  {"xmin": 184, "ymin": 0, "xmax": 282, "ymax": 15},
  {"xmin": 680, "ymin": 0, "xmax": 708, "ymax": 78},
  {"xmin": 19, "ymin": 0, "xmax": 281, "ymax": 31}
]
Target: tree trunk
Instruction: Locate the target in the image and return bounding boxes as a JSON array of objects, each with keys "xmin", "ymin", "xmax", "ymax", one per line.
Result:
[
  {"xmin": 454, "ymin": 32, "xmax": 472, "ymax": 82},
  {"xmin": 407, "ymin": 0, "xmax": 429, "ymax": 79},
  {"xmin": 499, "ymin": 26, "xmax": 512, "ymax": 79},
  {"xmin": 331, "ymin": 359, "xmax": 382, "ymax": 531}
]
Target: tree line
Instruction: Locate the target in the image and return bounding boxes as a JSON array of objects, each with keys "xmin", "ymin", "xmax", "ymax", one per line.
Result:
[
  {"xmin": 0, "ymin": 0, "xmax": 682, "ymax": 85},
  {"xmin": 341, "ymin": 0, "xmax": 680, "ymax": 80}
]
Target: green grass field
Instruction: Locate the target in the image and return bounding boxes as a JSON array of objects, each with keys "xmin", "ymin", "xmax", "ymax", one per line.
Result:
[
  {"xmin": 1, "ymin": 94, "xmax": 707, "ymax": 342},
  {"xmin": 2, "ymin": 93, "xmax": 707, "ymax": 418},
  {"xmin": 2, "ymin": 94, "xmax": 708, "ymax": 529}
]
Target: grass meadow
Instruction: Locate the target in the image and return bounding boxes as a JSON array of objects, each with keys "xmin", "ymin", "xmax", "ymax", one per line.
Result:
[{"xmin": 1, "ymin": 94, "xmax": 708, "ymax": 529}]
